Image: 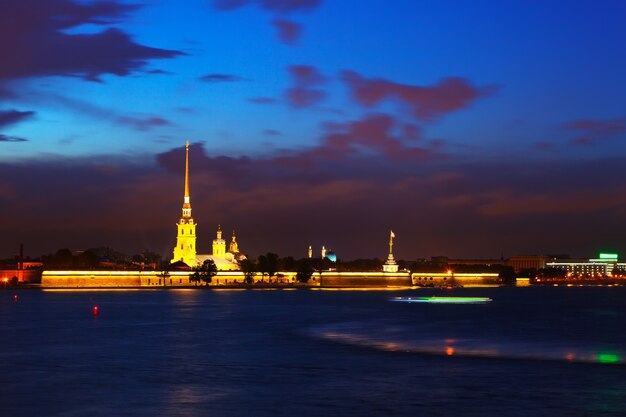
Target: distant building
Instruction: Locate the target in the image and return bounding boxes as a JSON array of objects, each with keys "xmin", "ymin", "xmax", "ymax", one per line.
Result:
[
  {"xmin": 509, "ymin": 256, "xmax": 548, "ymax": 273},
  {"xmin": 547, "ymin": 253, "xmax": 625, "ymax": 277}
]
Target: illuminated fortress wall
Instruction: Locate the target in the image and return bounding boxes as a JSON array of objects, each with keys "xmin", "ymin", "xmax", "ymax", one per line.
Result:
[
  {"xmin": 411, "ymin": 273, "xmax": 500, "ymax": 286},
  {"xmin": 319, "ymin": 272, "xmax": 412, "ymax": 287},
  {"xmin": 41, "ymin": 270, "xmax": 303, "ymax": 287},
  {"xmin": 42, "ymin": 271, "xmax": 190, "ymax": 287},
  {"xmin": 41, "ymin": 270, "xmax": 498, "ymax": 287}
]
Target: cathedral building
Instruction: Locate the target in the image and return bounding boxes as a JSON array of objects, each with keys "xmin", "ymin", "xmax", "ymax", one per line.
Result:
[{"xmin": 172, "ymin": 142, "xmax": 244, "ymax": 270}]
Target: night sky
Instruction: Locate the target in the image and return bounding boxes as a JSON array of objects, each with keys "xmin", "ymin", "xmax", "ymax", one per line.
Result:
[{"xmin": 2, "ymin": 0, "xmax": 626, "ymax": 260}]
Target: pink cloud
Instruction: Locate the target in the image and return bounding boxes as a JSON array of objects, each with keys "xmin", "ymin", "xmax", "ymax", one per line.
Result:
[
  {"xmin": 273, "ymin": 19, "xmax": 301, "ymax": 45},
  {"xmin": 565, "ymin": 117, "xmax": 626, "ymax": 145},
  {"xmin": 341, "ymin": 70, "xmax": 499, "ymax": 121},
  {"xmin": 285, "ymin": 65, "xmax": 327, "ymax": 108},
  {"xmin": 213, "ymin": 0, "xmax": 321, "ymax": 13}
]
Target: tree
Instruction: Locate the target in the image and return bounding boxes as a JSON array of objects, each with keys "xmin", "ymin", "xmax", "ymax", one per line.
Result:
[
  {"xmin": 239, "ymin": 258, "xmax": 256, "ymax": 284},
  {"xmin": 257, "ymin": 253, "xmax": 278, "ymax": 283},
  {"xmin": 296, "ymin": 259, "xmax": 314, "ymax": 283},
  {"xmin": 191, "ymin": 260, "xmax": 218, "ymax": 286},
  {"xmin": 157, "ymin": 261, "xmax": 171, "ymax": 286},
  {"xmin": 498, "ymin": 266, "xmax": 516, "ymax": 285}
]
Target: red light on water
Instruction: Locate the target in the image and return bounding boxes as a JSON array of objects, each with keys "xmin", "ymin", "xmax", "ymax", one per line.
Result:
[
  {"xmin": 446, "ymin": 346, "xmax": 455, "ymax": 356},
  {"xmin": 13, "ymin": 294, "xmax": 18, "ymax": 302},
  {"xmin": 93, "ymin": 306, "xmax": 99, "ymax": 316}
]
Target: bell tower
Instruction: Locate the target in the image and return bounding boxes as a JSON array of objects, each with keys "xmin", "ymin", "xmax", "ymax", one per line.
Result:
[
  {"xmin": 212, "ymin": 224, "xmax": 226, "ymax": 258},
  {"xmin": 172, "ymin": 141, "xmax": 197, "ymax": 266}
]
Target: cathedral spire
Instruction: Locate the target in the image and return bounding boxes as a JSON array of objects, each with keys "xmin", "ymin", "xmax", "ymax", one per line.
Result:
[
  {"xmin": 173, "ymin": 141, "xmax": 197, "ymax": 266},
  {"xmin": 182, "ymin": 141, "xmax": 191, "ymax": 218},
  {"xmin": 184, "ymin": 141, "xmax": 190, "ymax": 203}
]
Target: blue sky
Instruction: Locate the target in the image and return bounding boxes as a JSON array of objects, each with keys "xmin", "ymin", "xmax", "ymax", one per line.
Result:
[{"xmin": 2, "ymin": 0, "xmax": 626, "ymax": 259}]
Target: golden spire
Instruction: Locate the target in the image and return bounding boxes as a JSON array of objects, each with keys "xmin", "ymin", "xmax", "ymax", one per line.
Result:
[
  {"xmin": 184, "ymin": 141, "xmax": 190, "ymax": 202},
  {"xmin": 181, "ymin": 141, "xmax": 192, "ymax": 219}
]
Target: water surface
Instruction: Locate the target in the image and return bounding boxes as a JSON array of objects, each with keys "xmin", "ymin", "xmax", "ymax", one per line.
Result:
[{"xmin": 1, "ymin": 287, "xmax": 625, "ymax": 416}]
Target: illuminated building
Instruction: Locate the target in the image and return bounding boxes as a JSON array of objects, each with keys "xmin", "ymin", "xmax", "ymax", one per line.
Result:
[
  {"xmin": 383, "ymin": 230, "xmax": 399, "ymax": 273},
  {"xmin": 546, "ymin": 253, "xmax": 626, "ymax": 277},
  {"xmin": 172, "ymin": 141, "xmax": 197, "ymax": 267},
  {"xmin": 171, "ymin": 142, "xmax": 243, "ymax": 270}
]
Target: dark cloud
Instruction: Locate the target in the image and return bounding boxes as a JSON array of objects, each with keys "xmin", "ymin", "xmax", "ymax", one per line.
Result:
[
  {"xmin": 247, "ymin": 97, "xmax": 279, "ymax": 105},
  {"xmin": 33, "ymin": 93, "xmax": 173, "ymax": 131},
  {"xmin": 175, "ymin": 107, "xmax": 197, "ymax": 114},
  {"xmin": 199, "ymin": 73, "xmax": 246, "ymax": 83},
  {"xmin": 211, "ymin": 0, "xmax": 320, "ymax": 44},
  {"xmin": 5, "ymin": 142, "xmax": 626, "ymax": 260},
  {"xmin": 285, "ymin": 65, "xmax": 327, "ymax": 108},
  {"xmin": 341, "ymin": 70, "xmax": 499, "ymax": 121},
  {"xmin": 144, "ymin": 69, "xmax": 173, "ymax": 75},
  {"xmin": 565, "ymin": 117, "xmax": 626, "ymax": 145},
  {"xmin": 272, "ymin": 19, "xmax": 301, "ymax": 45},
  {"xmin": 212, "ymin": 0, "xmax": 321, "ymax": 13},
  {"xmin": 0, "ymin": 109, "xmax": 35, "ymax": 128},
  {"xmin": 0, "ymin": 134, "xmax": 28, "ymax": 142},
  {"xmin": 263, "ymin": 129, "xmax": 282, "ymax": 136},
  {"xmin": 117, "ymin": 116, "xmax": 171, "ymax": 131},
  {"xmin": 0, "ymin": 0, "xmax": 183, "ymax": 83}
]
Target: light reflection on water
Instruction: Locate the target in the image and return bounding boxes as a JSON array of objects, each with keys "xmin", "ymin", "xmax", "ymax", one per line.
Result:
[
  {"xmin": 1, "ymin": 287, "xmax": 626, "ymax": 417},
  {"xmin": 308, "ymin": 321, "xmax": 625, "ymax": 365}
]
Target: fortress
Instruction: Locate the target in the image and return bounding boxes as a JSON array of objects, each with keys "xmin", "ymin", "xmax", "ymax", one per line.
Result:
[{"xmin": 39, "ymin": 142, "xmax": 499, "ymax": 288}]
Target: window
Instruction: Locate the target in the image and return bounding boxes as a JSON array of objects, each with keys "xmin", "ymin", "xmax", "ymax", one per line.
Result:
[{"xmin": 182, "ymin": 229, "xmax": 184, "ymax": 234}]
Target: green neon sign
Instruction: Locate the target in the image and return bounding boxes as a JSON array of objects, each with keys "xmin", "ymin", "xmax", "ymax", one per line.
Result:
[{"xmin": 599, "ymin": 253, "xmax": 618, "ymax": 260}]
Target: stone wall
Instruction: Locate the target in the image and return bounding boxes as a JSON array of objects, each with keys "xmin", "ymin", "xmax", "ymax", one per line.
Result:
[{"xmin": 319, "ymin": 272, "xmax": 412, "ymax": 287}]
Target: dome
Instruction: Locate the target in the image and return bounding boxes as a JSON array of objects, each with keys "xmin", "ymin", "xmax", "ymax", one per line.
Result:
[{"xmin": 325, "ymin": 252, "xmax": 337, "ymax": 262}]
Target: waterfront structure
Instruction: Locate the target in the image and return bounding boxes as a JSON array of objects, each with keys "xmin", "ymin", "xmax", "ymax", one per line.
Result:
[
  {"xmin": 509, "ymin": 255, "xmax": 548, "ymax": 272},
  {"xmin": 546, "ymin": 253, "xmax": 626, "ymax": 277},
  {"xmin": 171, "ymin": 142, "xmax": 242, "ymax": 270},
  {"xmin": 383, "ymin": 230, "xmax": 399, "ymax": 272}
]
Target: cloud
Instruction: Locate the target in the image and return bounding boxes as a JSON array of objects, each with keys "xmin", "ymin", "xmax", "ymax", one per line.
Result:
[
  {"xmin": 285, "ymin": 65, "xmax": 327, "ymax": 108},
  {"xmin": 317, "ymin": 113, "xmax": 434, "ymax": 160},
  {"xmin": 6, "ymin": 142, "xmax": 626, "ymax": 260},
  {"xmin": 565, "ymin": 117, "xmax": 626, "ymax": 145},
  {"xmin": 0, "ymin": 109, "xmax": 35, "ymax": 128},
  {"xmin": 247, "ymin": 97, "xmax": 278, "ymax": 104},
  {"xmin": 210, "ymin": 0, "xmax": 320, "ymax": 44},
  {"xmin": 199, "ymin": 73, "xmax": 246, "ymax": 83},
  {"xmin": 34, "ymin": 93, "xmax": 173, "ymax": 131},
  {"xmin": 341, "ymin": 70, "xmax": 499, "ymax": 121},
  {"xmin": 478, "ymin": 188, "xmax": 626, "ymax": 216},
  {"xmin": 263, "ymin": 129, "xmax": 282, "ymax": 136},
  {"xmin": 212, "ymin": 0, "xmax": 321, "ymax": 13},
  {"xmin": 117, "ymin": 116, "xmax": 172, "ymax": 131},
  {"xmin": 272, "ymin": 19, "xmax": 301, "ymax": 45},
  {"xmin": 0, "ymin": 0, "xmax": 183, "ymax": 83},
  {"xmin": 0, "ymin": 134, "xmax": 28, "ymax": 142}
]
